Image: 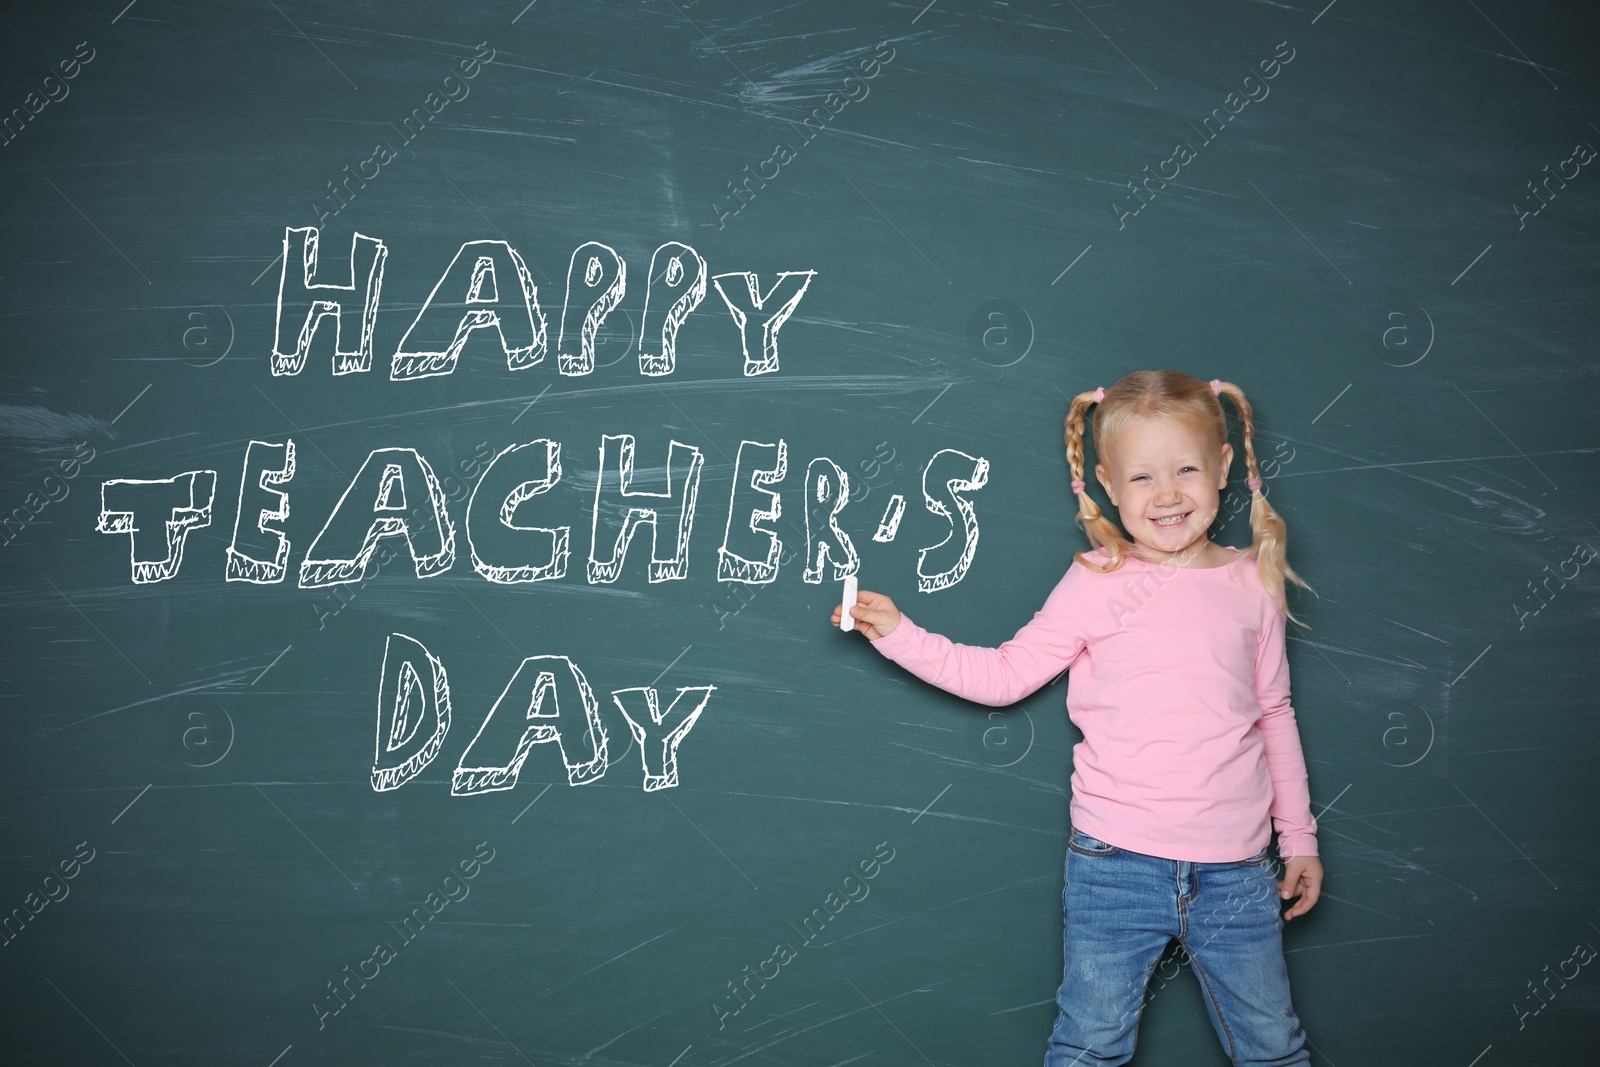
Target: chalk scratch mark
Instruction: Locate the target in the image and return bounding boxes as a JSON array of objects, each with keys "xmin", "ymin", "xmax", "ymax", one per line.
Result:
[
  {"xmin": 111, "ymin": 783, "xmax": 152, "ymax": 824},
  {"xmin": 846, "ymin": 977, "xmax": 936, "ymax": 1067},
  {"xmin": 667, "ymin": 797, "xmax": 758, "ymax": 890},
  {"xmin": 912, "ymin": 783, "xmax": 951, "ymax": 823},
  {"xmin": 253, "ymin": 784, "xmax": 361, "ymax": 892},
  {"xmin": 44, "ymin": 979, "xmax": 137, "ymax": 1067},
  {"xmin": 1451, "ymin": 781, "xmax": 1558, "ymax": 890},
  {"xmin": 1284, "ymin": 933, "xmax": 1425, "ymax": 955},
  {"xmin": 45, "ymin": 577, "xmax": 151, "ymax": 686},
  {"xmin": 446, "ymin": 977, "xmax": 537, "ymax": 1067}
]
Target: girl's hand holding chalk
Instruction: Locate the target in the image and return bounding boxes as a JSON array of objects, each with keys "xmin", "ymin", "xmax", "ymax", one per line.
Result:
[{"xmin": 829, "ymin": 580, "xmax": 902, "ymax": 640}]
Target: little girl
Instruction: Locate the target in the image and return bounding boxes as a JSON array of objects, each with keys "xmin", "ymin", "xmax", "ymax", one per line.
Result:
[{"xmin": 833, "ymin": 370, "xmax": 1323, "ymax": 1066}]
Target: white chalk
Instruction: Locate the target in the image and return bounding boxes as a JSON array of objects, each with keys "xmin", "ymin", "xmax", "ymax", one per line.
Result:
[{"xmin": 840, "ymin": 574, "xmax": 858, "ymax": 631}]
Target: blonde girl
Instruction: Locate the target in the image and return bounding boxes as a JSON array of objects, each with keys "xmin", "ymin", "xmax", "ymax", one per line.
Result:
[{"xmin": 833, "ymin": 369, "xmax": 1322, "ymax": 1066}]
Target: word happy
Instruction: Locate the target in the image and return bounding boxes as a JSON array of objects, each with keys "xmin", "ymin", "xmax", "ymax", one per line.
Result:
[{"xmin": 269, "ymin": 227, "xmax": 816, "ymax": 380}]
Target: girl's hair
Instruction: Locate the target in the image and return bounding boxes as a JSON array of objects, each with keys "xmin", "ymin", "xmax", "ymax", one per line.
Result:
[{"xmin": 1064, "ymin": 369, "xmax": 1312, "ymax": 626}]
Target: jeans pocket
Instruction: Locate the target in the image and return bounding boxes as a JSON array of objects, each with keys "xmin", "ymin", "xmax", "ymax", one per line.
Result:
[
  {"xmin": 1234, "ymin": 845, "xmax": 1273, "ymax": 868},
  {"xmin": 1067, "ymin": 830, "xmax": 1121, "ymax": 857}
]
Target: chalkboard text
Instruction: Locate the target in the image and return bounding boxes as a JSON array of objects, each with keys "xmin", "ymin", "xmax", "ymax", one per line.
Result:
[
  {"xmin": 373, "ymin": 633, "xmax": 715, "ymax": 794},
  {"xmin": 272, "ymin": 228, "xmax": 816, "ymax": 379},
  {"xmin": 97, "ymin": 437, "xmax": 990, "ymax": 593}
]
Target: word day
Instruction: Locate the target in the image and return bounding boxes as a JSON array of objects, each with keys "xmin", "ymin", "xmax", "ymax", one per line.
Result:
[
  {"xmin": 372, "ymin": 634, "xmax": 714, "ymax": 794},
  {"xmin": 272, "ymin": 227, "xmax": 814, "ymax": 380},
  {"xmin": 95, "ymin": 436, "xmax": 991, "ymax": 594}
]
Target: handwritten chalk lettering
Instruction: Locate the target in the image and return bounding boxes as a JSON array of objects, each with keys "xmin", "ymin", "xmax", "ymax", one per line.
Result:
[
  {"xmin": 271, "ymin": 228, "xmax": 816, "ymax": 377},
  {"xmin": 468, "ymin": 440, "xmax": 569, "ymax": 583},
  {"xmin": 1, "ymin": 440, "xmax": 96, "ymax": 549},
  {"xmin": 96, "ymin": 470, "xmax": 217, "ymax": 583},
  {"xmin": 272, "ymin": 229, "xmax": 388, "ymax": 376},
  {"xmin": 639, "ymin": 242, "xmax": 708, "ymax": 376},
  {"xmin": 1514, "ymin": 940, "xmax": 1597, "ymax": 1031},
  {"xmin": 1513, "ymin": 542, "xmax": 1596, "ymax": 630},
  {"xmin": 0, "ymin": 840, "xmax": 95, "ymax": 948},
  {"xmin": 226, "ymin": 439, "xmax": 296, "ymax": 583},
  {"xmin": 710, "ymin": 270, "xmax": 816, "ymax": 376},
  {"xmin": 312, "ymin": 840, "xmax": 495, "ymax": 1031},
  {"xmin": 453, "ymin": 654, "xmax": 612, "ymax": 792},
  {"xmin": 588, "ymin": 434, "xmax": 705, "ymax": 583},
  {"xmin": 1514, "ymin": 140, "xmax": 1596, "ymax": 230},
  {"xmin": 393, "ymin": 240, "xmax": 546, "ymax": 380},
  {"xmin": 873, "ymin": 495, "xmax": 906, "ymax": 542},
  {"xmin": 611, "ymin": 685, "xmax": 716, "ymax": 791},
  {"xmin": 0, "ymin": 41, "xmax": 95, "ymax": 150},
  {"xmin": 107, "ymin": 438, "xmax": 988, "ymax": 589},
  {"xmin": 718, "ymin": 440, "xmax": 787, "ymax": 584},
  {"xmin": 298, "ymin": 448, "xmax": 456, "ymax": 588},
  {"xmin": 711, "ymin": 841, "xmax": 896, "ymax": 1030},
  {"xmin": 917, "ymin": 448, "xmax": 990, "ymax": 592},
  {"xmin": 371, "ymin": 633, "xmax": 452, "ymax": 792},
  {"xmin": 558, "ymin": 241, "xmax": 627, "ymax": 375},
  {"xmin": 802, "ymin": 457, "xmax": 858, "ymax": 583},
  {"xmin": 368, "ymin": 635, "xmax": 711, "ymax": 792}
]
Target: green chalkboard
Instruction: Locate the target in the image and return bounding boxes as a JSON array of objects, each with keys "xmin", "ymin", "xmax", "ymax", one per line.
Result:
[{"xmin": 3, "ymin": 2, "xmax": 1598, "ymax": 1064}]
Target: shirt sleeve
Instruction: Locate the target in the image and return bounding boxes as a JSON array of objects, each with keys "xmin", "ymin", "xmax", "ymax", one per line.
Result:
[
  {"xmin": 1255, "ymin": 597, "xmax": 1319, "ymax": 859},
  {"xmin": 866, "ymin": 566, "xmax": 1088, "ymax": 707}
]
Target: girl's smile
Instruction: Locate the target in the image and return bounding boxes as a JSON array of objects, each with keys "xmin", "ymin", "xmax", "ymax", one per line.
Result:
[{"xmin": 1094, "ymin": 416, "xmax": 1234, "ymax": 568}]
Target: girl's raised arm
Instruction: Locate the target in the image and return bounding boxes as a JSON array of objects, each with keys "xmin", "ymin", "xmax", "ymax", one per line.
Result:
[{"xmin": 829, "ymin": 569, "xmax": 1089, "ymax": 707}]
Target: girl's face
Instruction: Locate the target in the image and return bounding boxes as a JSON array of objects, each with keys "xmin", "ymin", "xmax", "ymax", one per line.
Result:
[{"xmin": 1094, "ymin": 416, "xmax": 1233, "ymax": 566}]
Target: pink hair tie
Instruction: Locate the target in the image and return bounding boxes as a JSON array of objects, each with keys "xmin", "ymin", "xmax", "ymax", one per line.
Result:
[
  {"xmin": 1071, "ymin": 479, "xmax": 1088, "ymax": 495},
  {"xmin": 1247, "ymin": 477, "xmax": 1263, "ymax": 492},
  {"xmin": 1093, "ymin": 387, "xmax": 1104, "ymax": 403},
  {"xmin": 1210, "ymin": 379, "xmax": 1223, "ymax": 396}
]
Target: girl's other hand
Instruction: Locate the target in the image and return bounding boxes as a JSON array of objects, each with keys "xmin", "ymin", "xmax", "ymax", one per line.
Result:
[
  {"xmin": 829, "ymin": 589, "xmax": 901, "ymax": 640},
  {"xmin": 1277, "ymin": 855, "xmax": 1323, "ymax": 920}
]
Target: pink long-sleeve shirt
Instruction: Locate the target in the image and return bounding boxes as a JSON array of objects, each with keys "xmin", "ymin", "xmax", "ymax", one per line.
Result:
[{"xmin": 868, "ymin": 545, "xmax": 1318, "ymax": 863}]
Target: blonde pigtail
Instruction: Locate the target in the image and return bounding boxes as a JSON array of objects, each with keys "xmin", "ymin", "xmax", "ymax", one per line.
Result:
[
  {"xmin": 1065, "ymin": 388, "xmax": 1133, "ymax": 573},
  {"xmin": 1217, "ymin": 381, "xmax": 1313, "ymax": 627}
]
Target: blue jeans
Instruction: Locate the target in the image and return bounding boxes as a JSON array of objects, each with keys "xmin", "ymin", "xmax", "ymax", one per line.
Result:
[{"xmin": 1044, "ymin": 830, "xmax": 1310, "ymax": 1066}]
